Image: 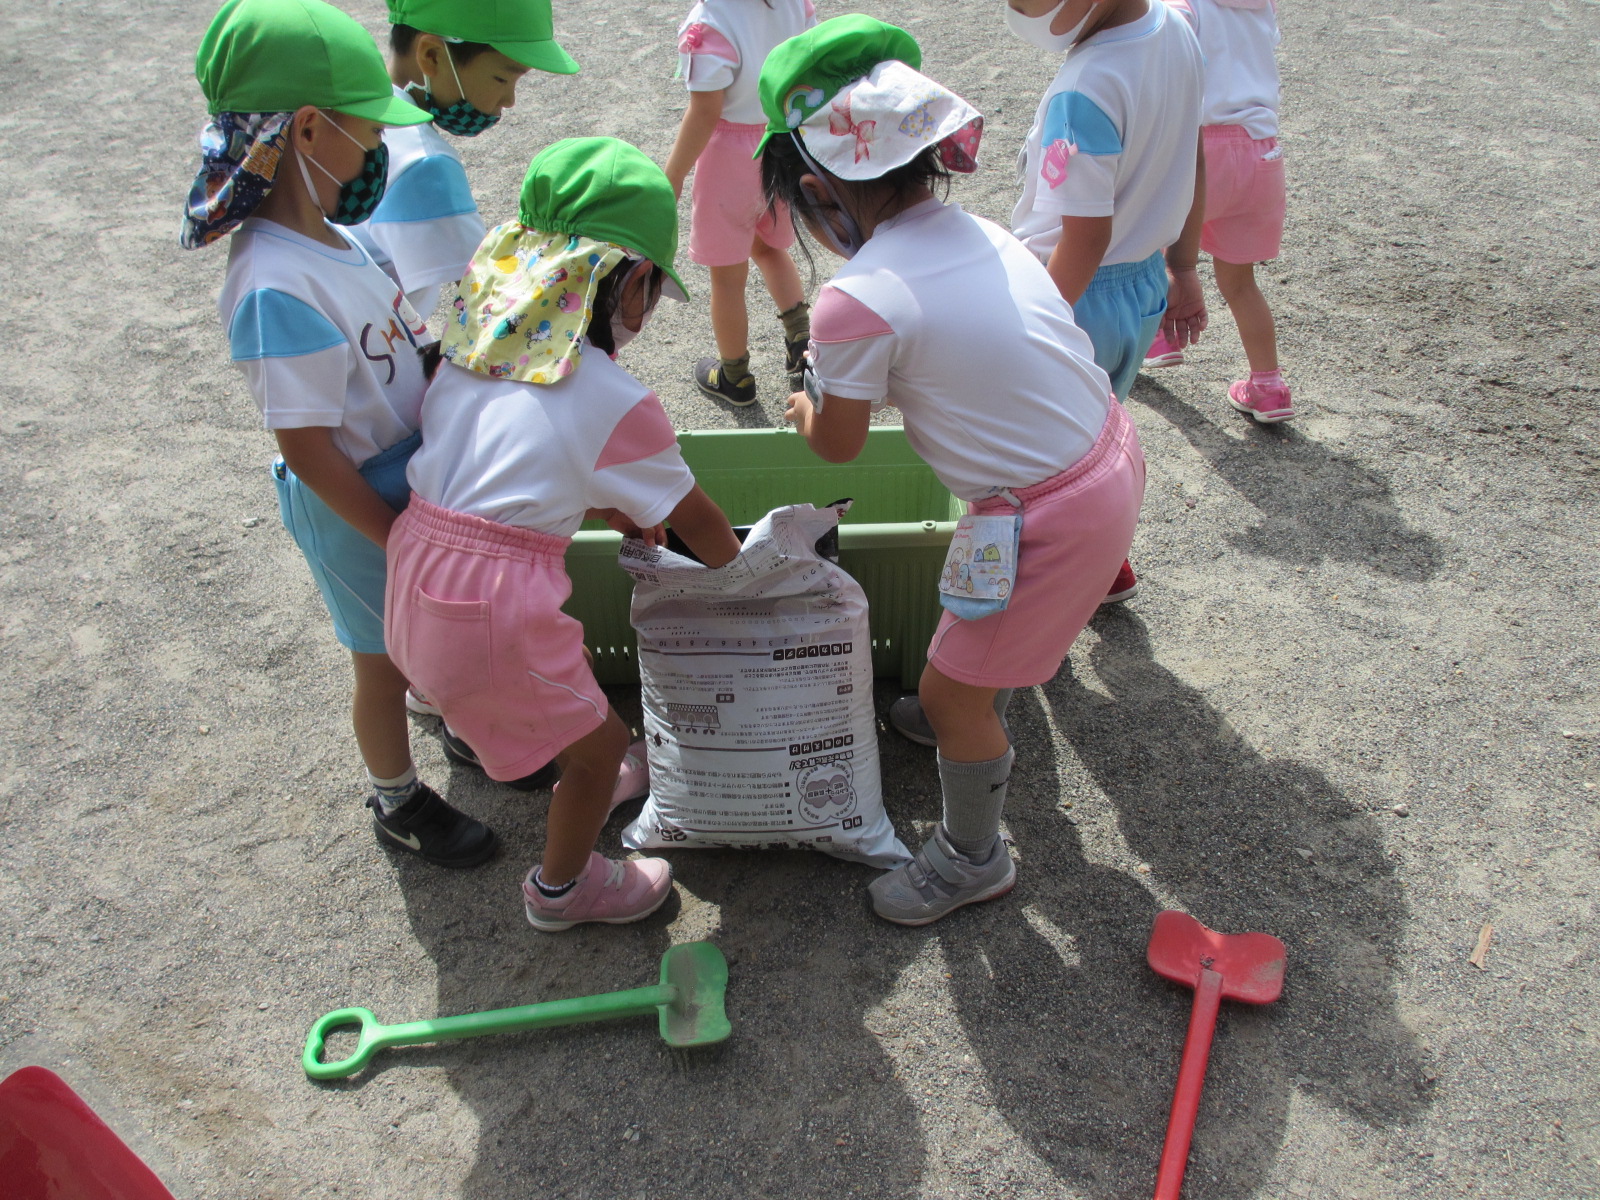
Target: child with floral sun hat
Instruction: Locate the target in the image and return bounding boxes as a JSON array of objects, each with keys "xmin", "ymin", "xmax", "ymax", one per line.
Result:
[
  {"xmin": 758, "ymin": 16, "xmax": 1146, "ymax": 925},
  {"xmin": 387, "ymin": 137, "xmax": 743, "ymax": 931},
  {"xmin": 351, "ymin": 0, "xmax": 580, "ymax": 321},
  {"xmin": 181, "ymin": 0, "xmax": 497, "ymax": 868}
]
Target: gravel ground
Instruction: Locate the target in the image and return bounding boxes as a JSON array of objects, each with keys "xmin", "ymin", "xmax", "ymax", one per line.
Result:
[{"xmin": 2, "ymin": 0, "xmax": 1597, "ymax": 1196}]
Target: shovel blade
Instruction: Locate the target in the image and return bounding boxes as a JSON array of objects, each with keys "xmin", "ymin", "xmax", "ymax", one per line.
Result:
[
  {"xmin": 658, "ymin": 941, "xmax": 731, "ymax": 1048},
  {"xmin": 1147, "ymin": 910, "xmax": 1286, "ymax": 1005}
]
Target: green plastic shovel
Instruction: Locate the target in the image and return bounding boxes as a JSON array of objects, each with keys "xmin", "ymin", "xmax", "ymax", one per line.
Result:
[{"xmin": 302, "ymin": 941, "xmax": 731, "ymax": 1080}]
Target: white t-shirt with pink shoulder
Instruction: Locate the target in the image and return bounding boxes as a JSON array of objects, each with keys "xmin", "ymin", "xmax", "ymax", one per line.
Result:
[
  {"xmin": 808, "ymin": 198, "xmax": 1113, "ymax": 502},
  {"xmin": 406, "ymin": 351, "xmax": 696, "ymax": 538},
  {"xmin": 1173, "ymin": 0, "xmax": 1282, "ymax": 140},
  {"xmin": 678, "ymin": 0, "xmax": 815, "ymax": 124}
]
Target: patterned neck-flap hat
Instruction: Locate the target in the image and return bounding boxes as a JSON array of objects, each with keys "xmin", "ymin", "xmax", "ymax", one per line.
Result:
[
  {"xmin": 440, "ymin": 137, "xmax": 686, "ymax": 385},
  {"xmin": 755, "ymin": 15, "xmax": 983, "ymax": 180}
]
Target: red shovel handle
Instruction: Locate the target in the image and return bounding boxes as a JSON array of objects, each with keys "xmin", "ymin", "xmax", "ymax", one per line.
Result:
[{"xmin": 1153, "ymin": 966, "xmax": 1223, "ymax": 1200}]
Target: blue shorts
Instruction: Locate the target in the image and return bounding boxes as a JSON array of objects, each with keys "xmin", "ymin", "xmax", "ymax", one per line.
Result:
[
  {"xmin": 271, "ymin": 432, "xmax": 420, "ymax": 655},
  {"xmin": 1074, "ymin": 251, "xmax": 1168, "ymax": 403}
]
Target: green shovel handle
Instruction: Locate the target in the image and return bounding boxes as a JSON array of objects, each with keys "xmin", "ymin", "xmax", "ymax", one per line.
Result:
[{"xmin": 303, "ymin": 1007, "xmax": 389, "ymax": 1081}]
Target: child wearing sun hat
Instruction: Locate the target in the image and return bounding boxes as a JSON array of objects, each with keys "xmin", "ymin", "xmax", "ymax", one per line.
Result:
[
  {"xmin": 758, "ymin": 15, "xmax": 1145, "ymax": 925},
  {"xmin": 181, "ymin": 0, "xmax": 499, "ymax": 868},
  {"xmin": 387, "ymin": 137, "xmax": 743, "ymax": 931}
]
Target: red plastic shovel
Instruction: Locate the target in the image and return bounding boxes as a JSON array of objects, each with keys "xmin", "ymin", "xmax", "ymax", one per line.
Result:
[{"xmin": 1146, "ymin": 910, "xmax": 1287, "ymax": 1200}]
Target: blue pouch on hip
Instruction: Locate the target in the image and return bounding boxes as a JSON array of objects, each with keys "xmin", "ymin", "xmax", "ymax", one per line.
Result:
[{"xmin": 938, "ymin": 506, "xmax": 1022, "ymax": 621}]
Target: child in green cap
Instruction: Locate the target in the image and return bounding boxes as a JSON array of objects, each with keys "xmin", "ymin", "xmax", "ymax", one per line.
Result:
[
  {"xmin": 182, "ymin": 0, "xmax": 496, "ymax": 867},
  {"xmin": 351, "ymin": 0, "xmax": 579, "ymax": 321},
  {"xmin": 758, "ymin": 17, "xmax": 1145, "ymax": 924},
  {"xmin": 387, "ymin": 137, "xmax": 743, "ymax": 931}
]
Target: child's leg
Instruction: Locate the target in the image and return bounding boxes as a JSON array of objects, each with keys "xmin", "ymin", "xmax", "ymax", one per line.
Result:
[
  {"xmin": 869, "ymin": 663, "xmax": 1017, "ymax": 925},
  {"xmin": 1213, "ymin": 258, "xmax": 1279, "ymax": 374},
  {"xmin": 750, "ymin": 236, "xmax": 804, "ymax": 314},
  {"xmin": 351, "ymin": 649, "xmax": 414, "ymax": 780},
  {"xmin": 708, "ymin": 261, "xmax": 751, "ymax": 363},
  {"xmin": 540, "ymin": 708, "xmax": 630, "ymax": 883}
]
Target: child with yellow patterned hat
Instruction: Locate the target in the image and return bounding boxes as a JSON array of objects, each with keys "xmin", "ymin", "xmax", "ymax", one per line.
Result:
[
  {"xmin": 388, "ymin": 138, "xmax": 742, "ymax": 931},
  {"xmin": 181, "ymin": 0, "xmax": 499, "ymax": 868}
]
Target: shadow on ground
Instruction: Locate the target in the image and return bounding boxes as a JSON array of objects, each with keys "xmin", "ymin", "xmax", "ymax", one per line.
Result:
[
  {"xmin": 942, "ymin": 611, "xmax": 1432, "ymax": 1197},
  {"xmin": 373, "ymin": 622, "xmax": 1431, "ymax": 1197},
  {"xmin": 1131, "ymin": 379, "xmax": 1441, "ymax": 581}
]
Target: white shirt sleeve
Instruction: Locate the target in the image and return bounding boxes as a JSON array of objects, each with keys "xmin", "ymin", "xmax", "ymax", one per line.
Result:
[
  {"xmin": 809, "ymin": 283, "xmax": 895, "ymax": 404},
  {"xmin": 228, "ymin": 287, "xmax": 349, "ymax": 429},
  {"xmin": 1029, "ymin": 89, "xmax": 1124, "ymax": 218},
  {"xmin": 679, "ymin": 18, "xmax": 740, "ymax": 92},
  {"xmin": 584, "ymin": 393, "xmax": 697, "ymax": 525}
]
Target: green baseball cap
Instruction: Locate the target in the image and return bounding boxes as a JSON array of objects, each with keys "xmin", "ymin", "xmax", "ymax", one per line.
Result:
[
  {"xmin": 519, "ymin": 138, "xmax": 688, "ymax": 299},
  {"xmin": 387, "ymin": 0, "xmax": 578, "ymax": 74},
  {"xmin": 196, "ymin": 0, "xmax": 430, "ymax": 124},
  {"xmin": 755, "ymin": 15, "xmax": 922, "ymax": 157}
]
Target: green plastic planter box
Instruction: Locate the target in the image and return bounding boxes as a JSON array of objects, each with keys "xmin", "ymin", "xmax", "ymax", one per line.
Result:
[{"xmin": 564, "ymin": 426, "xmax": 961, "ymax": 689}]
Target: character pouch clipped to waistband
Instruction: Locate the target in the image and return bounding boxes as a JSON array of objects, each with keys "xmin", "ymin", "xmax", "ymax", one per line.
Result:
[{"xmin": 938, "ymin": 491, "xmax": 1022, "ymax": 621}]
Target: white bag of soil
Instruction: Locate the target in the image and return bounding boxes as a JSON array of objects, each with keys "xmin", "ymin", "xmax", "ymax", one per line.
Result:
[{"xmin": 619, "ymin": 503, "xmax": 909, "ymax": 869}]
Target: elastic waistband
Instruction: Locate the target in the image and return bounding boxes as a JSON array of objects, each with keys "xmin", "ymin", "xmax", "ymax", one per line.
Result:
[
  {"xmin": 360, "ymin": 429, "xmax": 422, "ymax": 475},
  {"xmin": 1203, "ymin": 124, "xmax": 1276, "ymax": 146},
  {"xmin": 712, "ymin": 119, "xmax": 768, "ymax": 134},
  {"xmin": 973, "ymin": 401, "xmax": 1135, "ymax": 512},
  {"xmin": 401, "ymin": 496, "xmax": 571, "ymax": 562},
  {"xmin": 1085, "ymin": 250, "xmax": 1165, "ymax": 290}
]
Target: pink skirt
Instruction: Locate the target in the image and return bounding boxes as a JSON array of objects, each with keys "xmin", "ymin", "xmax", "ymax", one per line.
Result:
[{"xmin": 927, "ymin": 401, "xmax": 1146, "ymax": 689}]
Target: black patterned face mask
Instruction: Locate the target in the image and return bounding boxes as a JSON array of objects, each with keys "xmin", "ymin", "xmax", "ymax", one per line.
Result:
[
  {"xmin": 294, "ymin": 112, "xmax": 390, "ymax": 225},
  {"xmin": 413, "ymin": 45, "xmax": 501, "ymax": 138}
]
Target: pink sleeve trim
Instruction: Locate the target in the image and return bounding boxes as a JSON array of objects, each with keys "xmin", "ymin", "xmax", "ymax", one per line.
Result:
[
  {"xmin": 804, "ymin": 0, "xmax": 816, "ymax": 21},
  {"xmin": 679, "ymin": 22, "xmax": 739, "ymax": 62},
  {"xmin": 595, "ymin": 393, "xmax": 679, "ymax": 471},
  {"xmin": 812, "ymin": 286, "xmax": 894, "ymax": 344}
]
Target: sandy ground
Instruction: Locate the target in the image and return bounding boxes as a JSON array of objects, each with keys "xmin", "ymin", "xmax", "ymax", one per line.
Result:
[{"xmin": 2, "ymin": 0, "xmax": 1598, "ymax": 1196}]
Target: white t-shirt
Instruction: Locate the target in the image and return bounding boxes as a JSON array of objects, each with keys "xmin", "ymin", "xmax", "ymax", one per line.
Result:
[
  {"xmin": 678, "ymin": 0, "xmax": 815, "ymax": 125},
  {"xmin": 351, "ymin": 86, "xmax": 486, "ymax": 314},
  {"xmin": 220, "ymin": 217, "xmax": 431, "ymax": 466},
  {"xmin": 809, "ymin": 199, "xmax": 1112, "ymax": 501},
  {"xmin": 408, "ymin": 354, "xmax": 696, "ymax": 537},
  {"xmin": 1011, "ymin": 0, "xmax": 1204, "ymax": 266},
  {"xmin": 1177, "ymin": 0, "xmax": 1282, "ymax": 140}
]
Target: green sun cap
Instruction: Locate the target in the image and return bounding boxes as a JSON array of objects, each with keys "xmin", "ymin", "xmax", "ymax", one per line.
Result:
[
  {"xmin": 196, "ymin": 0, "xmax": 430, "ymax": 124},
  {"xmin": 755, "ymin": 15, "xmax": 922, "ymax": 157},
  {"xmin": 387, "ymin": 0, "xmax": 579, "ymax": 74},
  {"xmin": 518, "ymin": 138, "xmax": 689, "ymax": 300}
]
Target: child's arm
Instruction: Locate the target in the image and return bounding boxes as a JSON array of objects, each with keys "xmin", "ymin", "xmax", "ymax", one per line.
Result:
[
  {"xmin": 1162, "ymin": 132, "xmax": 1209, "ymax": 348},
  {"xmin": 664, "ymin": 484, "xmax": 742, "ymax": 568},
  {"xmin": 1046, "ymin": 215, "xmax": 1114, "ymax": 307},
  {"xmin": 785, "ymin": 389, "xmax": 871, "ymax": 464},
  {"xmin": 664, "ymin": 89, "xmax": 725, "ymax": 200},
  {"xmin": 275, "ymin": 426, "xmax": 402, "ymax": 548}
]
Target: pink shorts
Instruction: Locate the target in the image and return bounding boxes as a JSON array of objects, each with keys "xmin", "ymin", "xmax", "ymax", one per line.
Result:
[
  {"xmin": 385, "ymin": 498, "xmax": 607, "ymax": 782},
  {"xmin": 689, "ymin": 120, "xmax": 794, "ymax": 267},
  {"xmin": 1200, "ymin": 124, "xmax": 1286, "ymax": 264},
  {"xmin": 927, "ymin": 401, "xmax": 1146, "ymax": 689}
]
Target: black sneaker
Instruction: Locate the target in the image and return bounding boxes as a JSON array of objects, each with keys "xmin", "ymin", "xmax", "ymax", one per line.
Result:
[
  {"xmin": 695, "ymin": 357, "xmax": 757, "ymax": 407},
  {"xmin": 784, "ymin": 336, "xmax": 809, "ymax": 382},
  {"xmin": 368, "ymin": 784, "xmax": 497, "ymax": 868},
  {"xmin": 441, "ymin": 726, "xmax": 559, "ymax": 792}
]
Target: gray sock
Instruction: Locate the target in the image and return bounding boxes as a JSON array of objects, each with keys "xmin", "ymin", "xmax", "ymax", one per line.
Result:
[
  {"xmin": 938, "ymin": 747, "xmax": 1015, "ymax": 859},
  {"xmin": 992, "ymin": 688, "xmax": 1014, "ymax": 739}
]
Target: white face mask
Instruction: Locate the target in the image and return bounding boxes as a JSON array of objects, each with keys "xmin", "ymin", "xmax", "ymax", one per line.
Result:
[
  {"xmin": 1005, "ymin": 0, "xmax": 1092, "ymax": 52},
  {"xmin": 608, "ymin": 259, "xmax": 657, "ymax": 354}
]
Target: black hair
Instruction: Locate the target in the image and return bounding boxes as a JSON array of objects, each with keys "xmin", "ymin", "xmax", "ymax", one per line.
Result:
[
  {"xmin": 390, "ymin": 23, "xmax": 495, "ymax": 65},
  {"xmin": 586, "ymin": 260, "xmax": 665, "ymax": 356},
  {"xmin": 760, "ymin": 132, "xmax": 951, "ymax": 270}
]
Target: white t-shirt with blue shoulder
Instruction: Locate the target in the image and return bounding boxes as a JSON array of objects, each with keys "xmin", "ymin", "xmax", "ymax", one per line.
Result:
[
  {"xmin": 219, "ymin": 217, "xmax": 431, "ymax": 467},
  {"xmin": 678, "ymin": 0, "xmax": 815, "ymax": 125},
  {"xmin": 1176, "ymin": 0, "xmax": 1282, "ymax": 140},
  {"xmin": 407, "ymin": 353, "xmax": 696, "ymax": 538},
  {"xmin": 1011, "ymin": 0, "xmax": 1204, "ymax": 266},
  {"xmin": 808, "ymin": 198, "xmax": 1112, "ymax": 502},
  {"xmin": 351, "ymin": 86, "xmax": 486, "ymax": 313}
]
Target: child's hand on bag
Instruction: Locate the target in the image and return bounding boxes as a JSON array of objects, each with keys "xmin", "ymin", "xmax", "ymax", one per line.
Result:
[{"xmin": 589, "ymin": 507, "xmax": 666, "ymax": 546}]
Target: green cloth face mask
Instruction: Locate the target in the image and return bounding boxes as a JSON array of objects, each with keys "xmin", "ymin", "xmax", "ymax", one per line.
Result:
[{"xmin": 294, "ymin": 110, "xmax": 390, "ymax": 224}]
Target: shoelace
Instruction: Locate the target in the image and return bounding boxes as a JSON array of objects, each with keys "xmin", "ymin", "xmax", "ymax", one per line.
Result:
[{"xmin": 600, "ymin": 859, "xmax": 629, "ymax": 891}]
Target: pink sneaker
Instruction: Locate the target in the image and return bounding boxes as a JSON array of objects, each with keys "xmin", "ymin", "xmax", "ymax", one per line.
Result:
[
  {"xmin": 523, "ymin": 852, "xmax": 673, "ymax": 932},
  {"xmin": 611, "ymin": 741, "xmax": 650, "ymax": 812},
  {"xmin": 1228, "ymin": 379, "xmax": 1296, "ymax": 424},
  {"xmin": 1143, "ymin": 331, "xmax": 1185, "ymax": 368}
]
